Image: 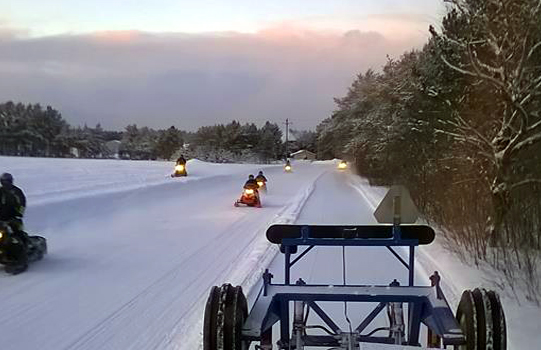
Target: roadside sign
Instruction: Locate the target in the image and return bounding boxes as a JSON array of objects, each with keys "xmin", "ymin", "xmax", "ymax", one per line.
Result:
[{"xmin": 374, "ymin": 185, "xmax": 419, "ymax": 224}]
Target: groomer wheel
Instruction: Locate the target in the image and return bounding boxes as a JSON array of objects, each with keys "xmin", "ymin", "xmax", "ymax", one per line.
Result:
[
  {"xmin": 455, "ymin": 288, "xmax": 506, "ymax": 350},
  {"xmin": 203, "ymin": 284, "xmax": 248, "ymax": 350}
]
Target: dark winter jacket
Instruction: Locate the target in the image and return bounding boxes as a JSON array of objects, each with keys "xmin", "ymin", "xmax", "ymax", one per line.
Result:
[
  {"xmin": 255, "ymin": 175, "xmax": 267, "ymax": 182},
  {"xmin": 0, "ymin": 185, "xmax": 26, "ymax": 222},
  {"xmin": 243, "ymin": 179, "xmax": 259, "ymax": 190},
  {"xmin": 176, "ymin": 157, "xmax": 187, "ymax": 165}
]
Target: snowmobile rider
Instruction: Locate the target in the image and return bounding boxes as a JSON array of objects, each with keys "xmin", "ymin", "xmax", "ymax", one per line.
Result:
[
  {"xmin": 244, "ymin": 175, "xmax": 259, "ymax": 190},
  {"xmin": 255, "ymin": 171, "xmax": 267, "ymax": 183},
  {"xmin": 176, "ymin": 155, "xmax": 187, "ymax": 165},
  {"xmin": 0, "ymin": 173, "xmax": 28, "ymax": 242}
]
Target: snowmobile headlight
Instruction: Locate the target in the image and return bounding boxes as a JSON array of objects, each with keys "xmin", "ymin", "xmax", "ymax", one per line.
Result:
[
  {"xmin": 338, "ymin": 162, "xmax": 347, "ymax": 169},
  {"xmin": 245, "ymin": 189, "xmax": 254, "ymax": 195},
  {"xmin": 285, "ymin": 165, "xmax": 291, "ymax": 171},
  {"xmin": 175, "ymin": 164, "xmax": 184, "ymax": 171},
  {"xmin": 0, "ymin": 231, "xmax": 3, "ymax": 240},
  {"xmin": 257, "ymin": 181, "xmax": 264, "ymax": 187}
]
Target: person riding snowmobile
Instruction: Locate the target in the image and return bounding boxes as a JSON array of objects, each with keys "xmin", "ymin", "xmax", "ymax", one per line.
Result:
[
  {"xmin": 255, "ymin": 171, "xmax": 267, "ymax": 183},
  {"xmin": 244, "ymin": 174, "xmax": 259, "ymax": 190},
  {"xmin": 172, "ymin": 155, "xmax": 188, "ymax": 177},
  {"xmin": 0, "ymin": 173, "xmax": 29, "ymax": 244},
  {"xmin": 255, "ymin": 171, "xmax": 268, "ymax": 192},
  {"xmin": 176, "ymin": 155, "xmax": 187, "ymax": 165},
  {"xmin": 235, "ymin": 175, "xmax": 262, "ymax": 207},
  {"xmin": 0, "ymin": 173, "xmax": 47, "ymax": 274},
  {"xmin": 284, "ymin": 159, "xmax": 292, "ymax": 172}
]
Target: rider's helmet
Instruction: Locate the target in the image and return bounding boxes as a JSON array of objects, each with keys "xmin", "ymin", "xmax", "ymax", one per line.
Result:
[
  {"xmin": 249, "ymin": 174, "xmax": 255, "ymax": 180},
  {"xmin": 0, "ymin": 173, "xmax": 13, "ymax": 187},
  {"xmin": 258, "ymin": 171, "xmax": 263, "ymax": 175}
]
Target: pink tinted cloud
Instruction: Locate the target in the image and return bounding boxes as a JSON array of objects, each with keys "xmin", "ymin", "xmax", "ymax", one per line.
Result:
[
  {"xmin": 0, "ymin": 19, "xmax": 30, "ymax": 39},
  {"xmin": 0, "ymin": 23, "xmax": 429, "ymax": 130},
  {"xmin": 261, "ymin": 13, "xmax": 432, "ymax": 45},
  {"xmin": 91, "ymin": 30, "xmax": 143, "ymax": 43}
]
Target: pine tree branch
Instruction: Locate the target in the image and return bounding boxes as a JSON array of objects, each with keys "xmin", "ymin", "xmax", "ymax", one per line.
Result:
[{"xmin": 511, "ymin": 179, "xmax": 541, "ymax": 191}]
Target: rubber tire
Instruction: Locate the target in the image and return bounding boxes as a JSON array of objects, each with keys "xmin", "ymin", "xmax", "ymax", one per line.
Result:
[
  {"xmin": 471, "ymin": 288, "xmax": 488, "ymax": 350},
  {"xmin": 223, "ymin": 285, "xmax": 248, "ymax": 350},
  {"xmin": 487, "ymin": 290, "xmax": 507, "ymax": 350},
  {"xmin": 456, "ymin": 288, "xmax": 506, "ymax": 350},
  {"xmin": 455, "ymin": 289, "xmax": 477, "ymax": 350},
  {"xmin": 204, "ymin": 284, "xmax": 248, "ymax": 350},
  {"xmin": 203, "ymin": 286, "xmax": 221, "ymax": 350}
]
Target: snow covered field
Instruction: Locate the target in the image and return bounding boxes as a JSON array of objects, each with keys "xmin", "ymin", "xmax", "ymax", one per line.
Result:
[
  {"xmin": 0, "ymin": 156, "xmax": 270, "ymax": 205},
  {"xmin": 0, "ymin": 156, "xmax": 538, "ymax": 349}
]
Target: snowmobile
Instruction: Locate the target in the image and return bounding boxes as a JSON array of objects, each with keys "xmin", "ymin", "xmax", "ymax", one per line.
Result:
[
  {"xmin": 0, "ymin": 221, "xmax": 47, "ymax": 274},
  {"xmin": 338, "ymin": 160, "xmax": 347, "ymax": 170},
  {"xmin": 234, "ymin": 188, "xmax": 262, "ymax": 208},
  {"xmin": 256, "ymin": 180, "xmax": 267, "ymax": 193},
  {"xmin": 171, "ymin": 163, "xmax": 188, "ymax": 177},
  {"xmin": 284, "ymin": 161, "xmax": 292, "ymax": 173}
]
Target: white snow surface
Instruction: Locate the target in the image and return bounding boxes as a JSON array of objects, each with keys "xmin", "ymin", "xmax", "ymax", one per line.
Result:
[
  {"xmin": 0, "ymin": 157, "xmax": 537, "ymax": 349},
  {"xmin": 0, "ymin": 156, "xmax": 267, "ymax": 205}
]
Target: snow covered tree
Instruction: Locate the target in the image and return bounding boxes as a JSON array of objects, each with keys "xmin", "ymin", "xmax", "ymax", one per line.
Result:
[
  {"xmin": 290, "ymin": 129, "xmax": 317, "ymax": 153},
  {"xmin": 431, "ymin": 0, "xmax": 541, "ymax": 245},
  {"xmin": 257, "ymin": 122, "xmax": 283, "ymax": 162},
  {"xmin": 0, "ymin": 102, "xmax": 69, "ymax": 156},
  {"xmin": 155, "ymin": 126, "xmax": 183, "ymax": 160},
  {"xmin": 315, "ymin": 0, "xmax": 541, "ymax": 300}
]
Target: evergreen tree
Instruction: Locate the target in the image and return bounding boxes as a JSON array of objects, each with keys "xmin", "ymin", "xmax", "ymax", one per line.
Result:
[{"xmin": 155, "ymin": 126, "xmax": 183, "ymax": 160}]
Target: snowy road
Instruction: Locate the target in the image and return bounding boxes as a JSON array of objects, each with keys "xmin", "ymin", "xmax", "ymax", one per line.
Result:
[
  {"xmin": 264, "ymin": 171, "xmax": 417, "ymax": 342},
  {"xmin": 0, "ymin": 158, "xmax": 327, "ymax": 350},
  {"xmin": 0, "ymin": 157, "xmax": 533, "ymax": 349}
]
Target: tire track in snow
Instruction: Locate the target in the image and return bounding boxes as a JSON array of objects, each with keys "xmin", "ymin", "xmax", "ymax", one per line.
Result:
[
  {"xmin": 62, "ymin": 213, "xmax": 268, "ymax": 350},
  {"xmin": 62, "ymin": 169, "xmax": 328, "ymax": 350},
  {"xmin": 175, "ymin": 171, "xmax": 327, "ymax": 350}
]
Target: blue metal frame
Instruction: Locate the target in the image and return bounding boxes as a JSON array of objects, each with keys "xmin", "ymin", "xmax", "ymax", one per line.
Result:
[
  {"xmin": 243, "ymin": 225, "xmax": 465, "ymax": 348},
  {"xmin": 280, "ymin": 225, "xmax": 416, "ymax": 286}
]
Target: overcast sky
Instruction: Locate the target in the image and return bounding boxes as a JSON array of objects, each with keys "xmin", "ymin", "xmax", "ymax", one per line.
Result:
[{"xmin": 0, "ymin": 1, "xmax": 444, "ymax": 130}]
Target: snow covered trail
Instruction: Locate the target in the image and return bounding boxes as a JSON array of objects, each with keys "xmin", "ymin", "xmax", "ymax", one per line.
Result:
[
  {"xmin": 264, "ymin": 170, "xmax": 415, "ymax": 334},
  {"xmin": 0, "ymin": 158, "xmax": 329, "ymax": 350},
  {"xmin": 264, "ymin": 170, "xmax": 538, "ymax": 349},
  {"xmin": 0, "ymin": 156, "xmax": 264, "ymax": 205}
]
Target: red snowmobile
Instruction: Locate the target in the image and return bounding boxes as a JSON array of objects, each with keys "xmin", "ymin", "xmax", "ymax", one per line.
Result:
[{"xmin": 234, "ymin": 188, "xmax": 262, "ymax": 208}]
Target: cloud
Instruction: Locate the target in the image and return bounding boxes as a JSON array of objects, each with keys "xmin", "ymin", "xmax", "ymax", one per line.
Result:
[
  {"xmin": 0, "ymin": 19, "xmax": 30, "ymax": 40},
  {"xmin": 0, "ymin": 23, "xmax": 427, "ymax": 130}
]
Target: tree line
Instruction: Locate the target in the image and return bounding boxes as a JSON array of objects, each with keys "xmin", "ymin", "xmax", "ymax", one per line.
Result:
[
  {"xmin": 317, "ymin": 0, "xmax": 541, "ymax": 301},
  {"xmin": 0, "ymin": 101, "xmax": 292, "ymax": 163}
]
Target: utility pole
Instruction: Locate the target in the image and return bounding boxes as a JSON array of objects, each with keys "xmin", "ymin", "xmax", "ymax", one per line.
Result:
[{"xmin": 284, "ymin": 118, "xmax": 291, "ymax": 160}]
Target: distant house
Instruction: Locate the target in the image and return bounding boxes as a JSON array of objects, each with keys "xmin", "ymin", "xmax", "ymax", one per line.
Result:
[{"xmin": 291, "ymin": 149, "xmax": 316, "ymax": 161}]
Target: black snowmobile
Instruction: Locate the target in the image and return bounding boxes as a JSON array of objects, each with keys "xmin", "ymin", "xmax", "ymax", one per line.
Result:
[{"xmin": 0, "ymin": 221, "xmax": 47, "ymax": 274}]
